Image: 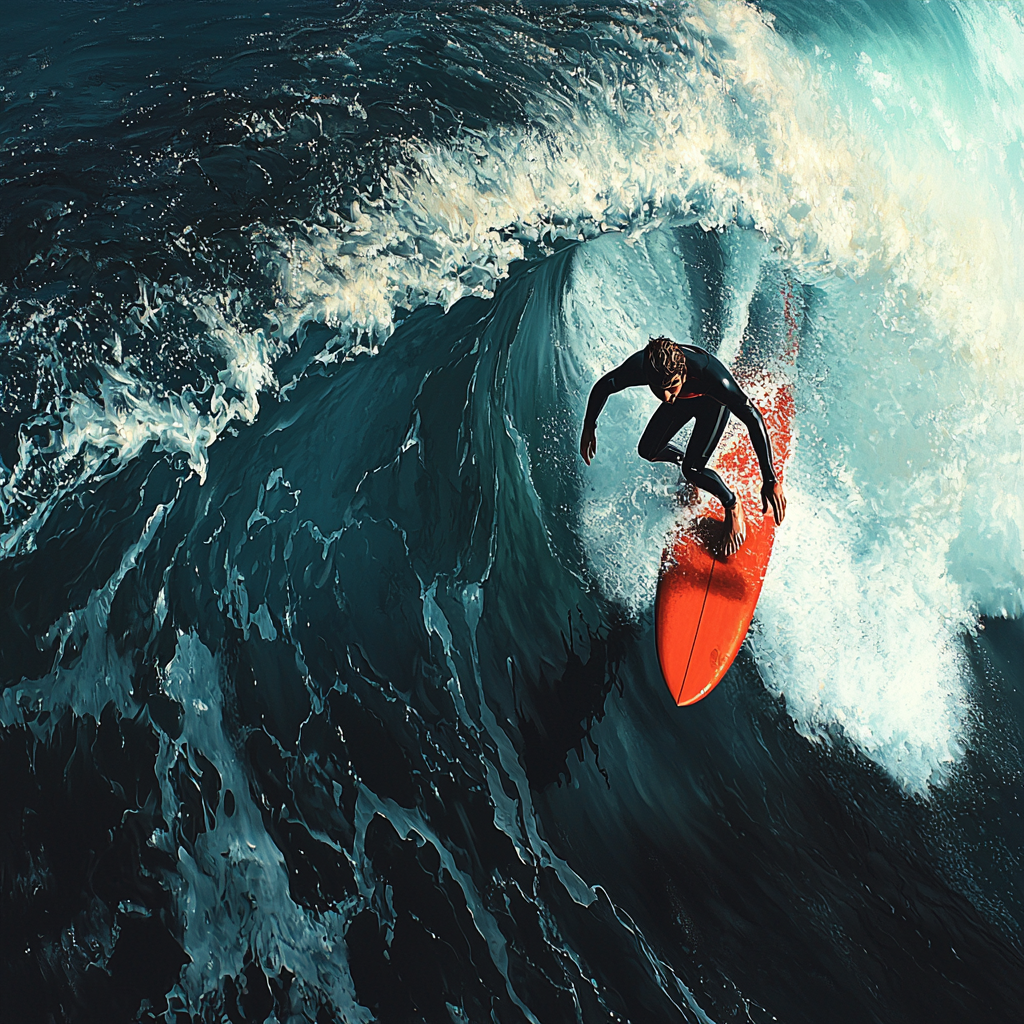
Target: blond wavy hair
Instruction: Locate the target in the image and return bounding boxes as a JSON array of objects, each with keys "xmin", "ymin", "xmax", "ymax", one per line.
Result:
[{"xmin": 644, "ymin": 336, "xmax": 686, "ymax": 385}]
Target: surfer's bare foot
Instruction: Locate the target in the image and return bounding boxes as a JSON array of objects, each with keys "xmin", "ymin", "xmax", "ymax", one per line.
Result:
[{"xmin": 719, "ymin": 501, "xmax": 746, "ymax": 557}]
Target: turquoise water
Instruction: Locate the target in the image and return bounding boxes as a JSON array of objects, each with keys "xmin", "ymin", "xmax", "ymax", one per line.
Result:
[{"xmin": 1, "ymin": 2, "xmax": 1022, "ymax": 1021}]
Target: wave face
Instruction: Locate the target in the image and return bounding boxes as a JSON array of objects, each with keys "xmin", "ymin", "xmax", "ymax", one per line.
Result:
[{"xmin": 2, "ymin": 1, "xmax": 1023, "ymax": 1021}]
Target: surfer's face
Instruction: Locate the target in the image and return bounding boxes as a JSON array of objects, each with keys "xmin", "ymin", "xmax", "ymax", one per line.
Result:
[{"xmin": 651, "ymin": 373, "xmax": 684, "ymax": 404}]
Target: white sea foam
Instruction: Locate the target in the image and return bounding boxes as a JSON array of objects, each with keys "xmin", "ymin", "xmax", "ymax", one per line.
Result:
[
  {"xmin": 0, "ymin": 286, "xmax": 282, "ymax": 557},
  {"xmin": 253, "ymin": 0, "xmax": 875, "ymax": 346},
  {"xmin": 548, "ymin": 2, "xmax": 1024, "ymax": 793},
  {"xmin": 750, "ymin": 493, "xmax": 971, "ymax": 795},
  {"xmin": 157, "ymin": 633, "xmax": 371, "ymax": 1022},
  {"xmin": 64, "ymin": 290, "xmax": 280, "ymax": 484},
  {"xmin": 754, "ymin": 4, "xmax": 1024, "ymax": 791}
]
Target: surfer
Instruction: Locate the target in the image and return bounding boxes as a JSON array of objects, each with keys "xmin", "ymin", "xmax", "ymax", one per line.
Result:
[{"xmin": 579, "ymin": 336, "xmax": 786, "ymax": 556}]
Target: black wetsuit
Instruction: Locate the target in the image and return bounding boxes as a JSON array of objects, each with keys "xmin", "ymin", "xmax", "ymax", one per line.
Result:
[{"xmin": 583, "ymin": 345, "xmax": 777, "ymax": 509}]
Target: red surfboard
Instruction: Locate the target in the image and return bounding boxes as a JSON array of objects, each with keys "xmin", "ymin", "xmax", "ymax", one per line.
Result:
[{"xmin": 655, "ymin": 363, "xmax": 795, "ymax": 706}]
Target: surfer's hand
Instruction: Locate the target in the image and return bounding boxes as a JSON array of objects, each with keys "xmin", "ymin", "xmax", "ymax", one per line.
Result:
[
  {"xmin": 580, "ymin": 424, "xmax": 597, "ymax": 465},
  {"xmin": 761, "ymin": 481, "xmax": 786, "ymax": 524}
]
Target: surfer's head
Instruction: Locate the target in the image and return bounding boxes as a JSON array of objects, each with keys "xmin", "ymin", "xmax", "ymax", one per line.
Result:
[{"xmin": 645, "ymin": 336, "xmax": 686, "ymax": 403}]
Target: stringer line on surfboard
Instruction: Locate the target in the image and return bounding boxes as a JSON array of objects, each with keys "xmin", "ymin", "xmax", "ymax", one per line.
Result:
[{"xmin": 676, "ymin": 556, "xmax": 717, "ymax": 704}]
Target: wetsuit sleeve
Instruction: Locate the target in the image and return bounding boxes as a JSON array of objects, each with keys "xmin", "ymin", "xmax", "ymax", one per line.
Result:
[
  {"xmin": 583, "ymin": 351, "xmax": 648, "ymax": 428},
  {"xmin": 703, "ymin": 357, "xmax": 778, "ymax": 485}
]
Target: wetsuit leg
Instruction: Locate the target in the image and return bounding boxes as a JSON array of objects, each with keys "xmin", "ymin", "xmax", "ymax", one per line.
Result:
[
  {"xmin": 637, "ymin": 400, "xmax": 693, "ymax": 463},
  {"xmin": 637, "ymin": 397, "xmax": 736, "ymax": 508},
  {"xmin": 680, "ymin": 396, "xmax": 735, "ymax": 507}
]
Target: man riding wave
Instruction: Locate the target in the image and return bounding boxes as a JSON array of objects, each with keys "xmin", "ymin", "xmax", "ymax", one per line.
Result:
[{"xmin": 579, "ymin": 336, "xmax": 787, "ymax": 556}]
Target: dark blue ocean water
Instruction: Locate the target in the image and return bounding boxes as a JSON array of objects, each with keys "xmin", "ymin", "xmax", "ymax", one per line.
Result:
[{"xmin": 2, "ymin": 2, "xmax": 1023, "ymax": 1021}]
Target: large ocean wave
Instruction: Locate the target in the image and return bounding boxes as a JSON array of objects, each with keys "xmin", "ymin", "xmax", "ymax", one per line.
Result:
[{"xmin": 2, "ymin": 2, "xmax": 1023, "ymax": 1021}]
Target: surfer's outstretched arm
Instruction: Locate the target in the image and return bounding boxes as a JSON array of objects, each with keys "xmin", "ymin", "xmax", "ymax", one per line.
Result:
[
  {"xmin": 702, "ymin": 358, "xmax": 786, "ymax": 525},
  {"xmin": 725, "ymin": 397, "xmax": 786, "ymax": 524},
  {"xmin": 580, "ymin": 351, "xmax": 648, "ymax": 465}
]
